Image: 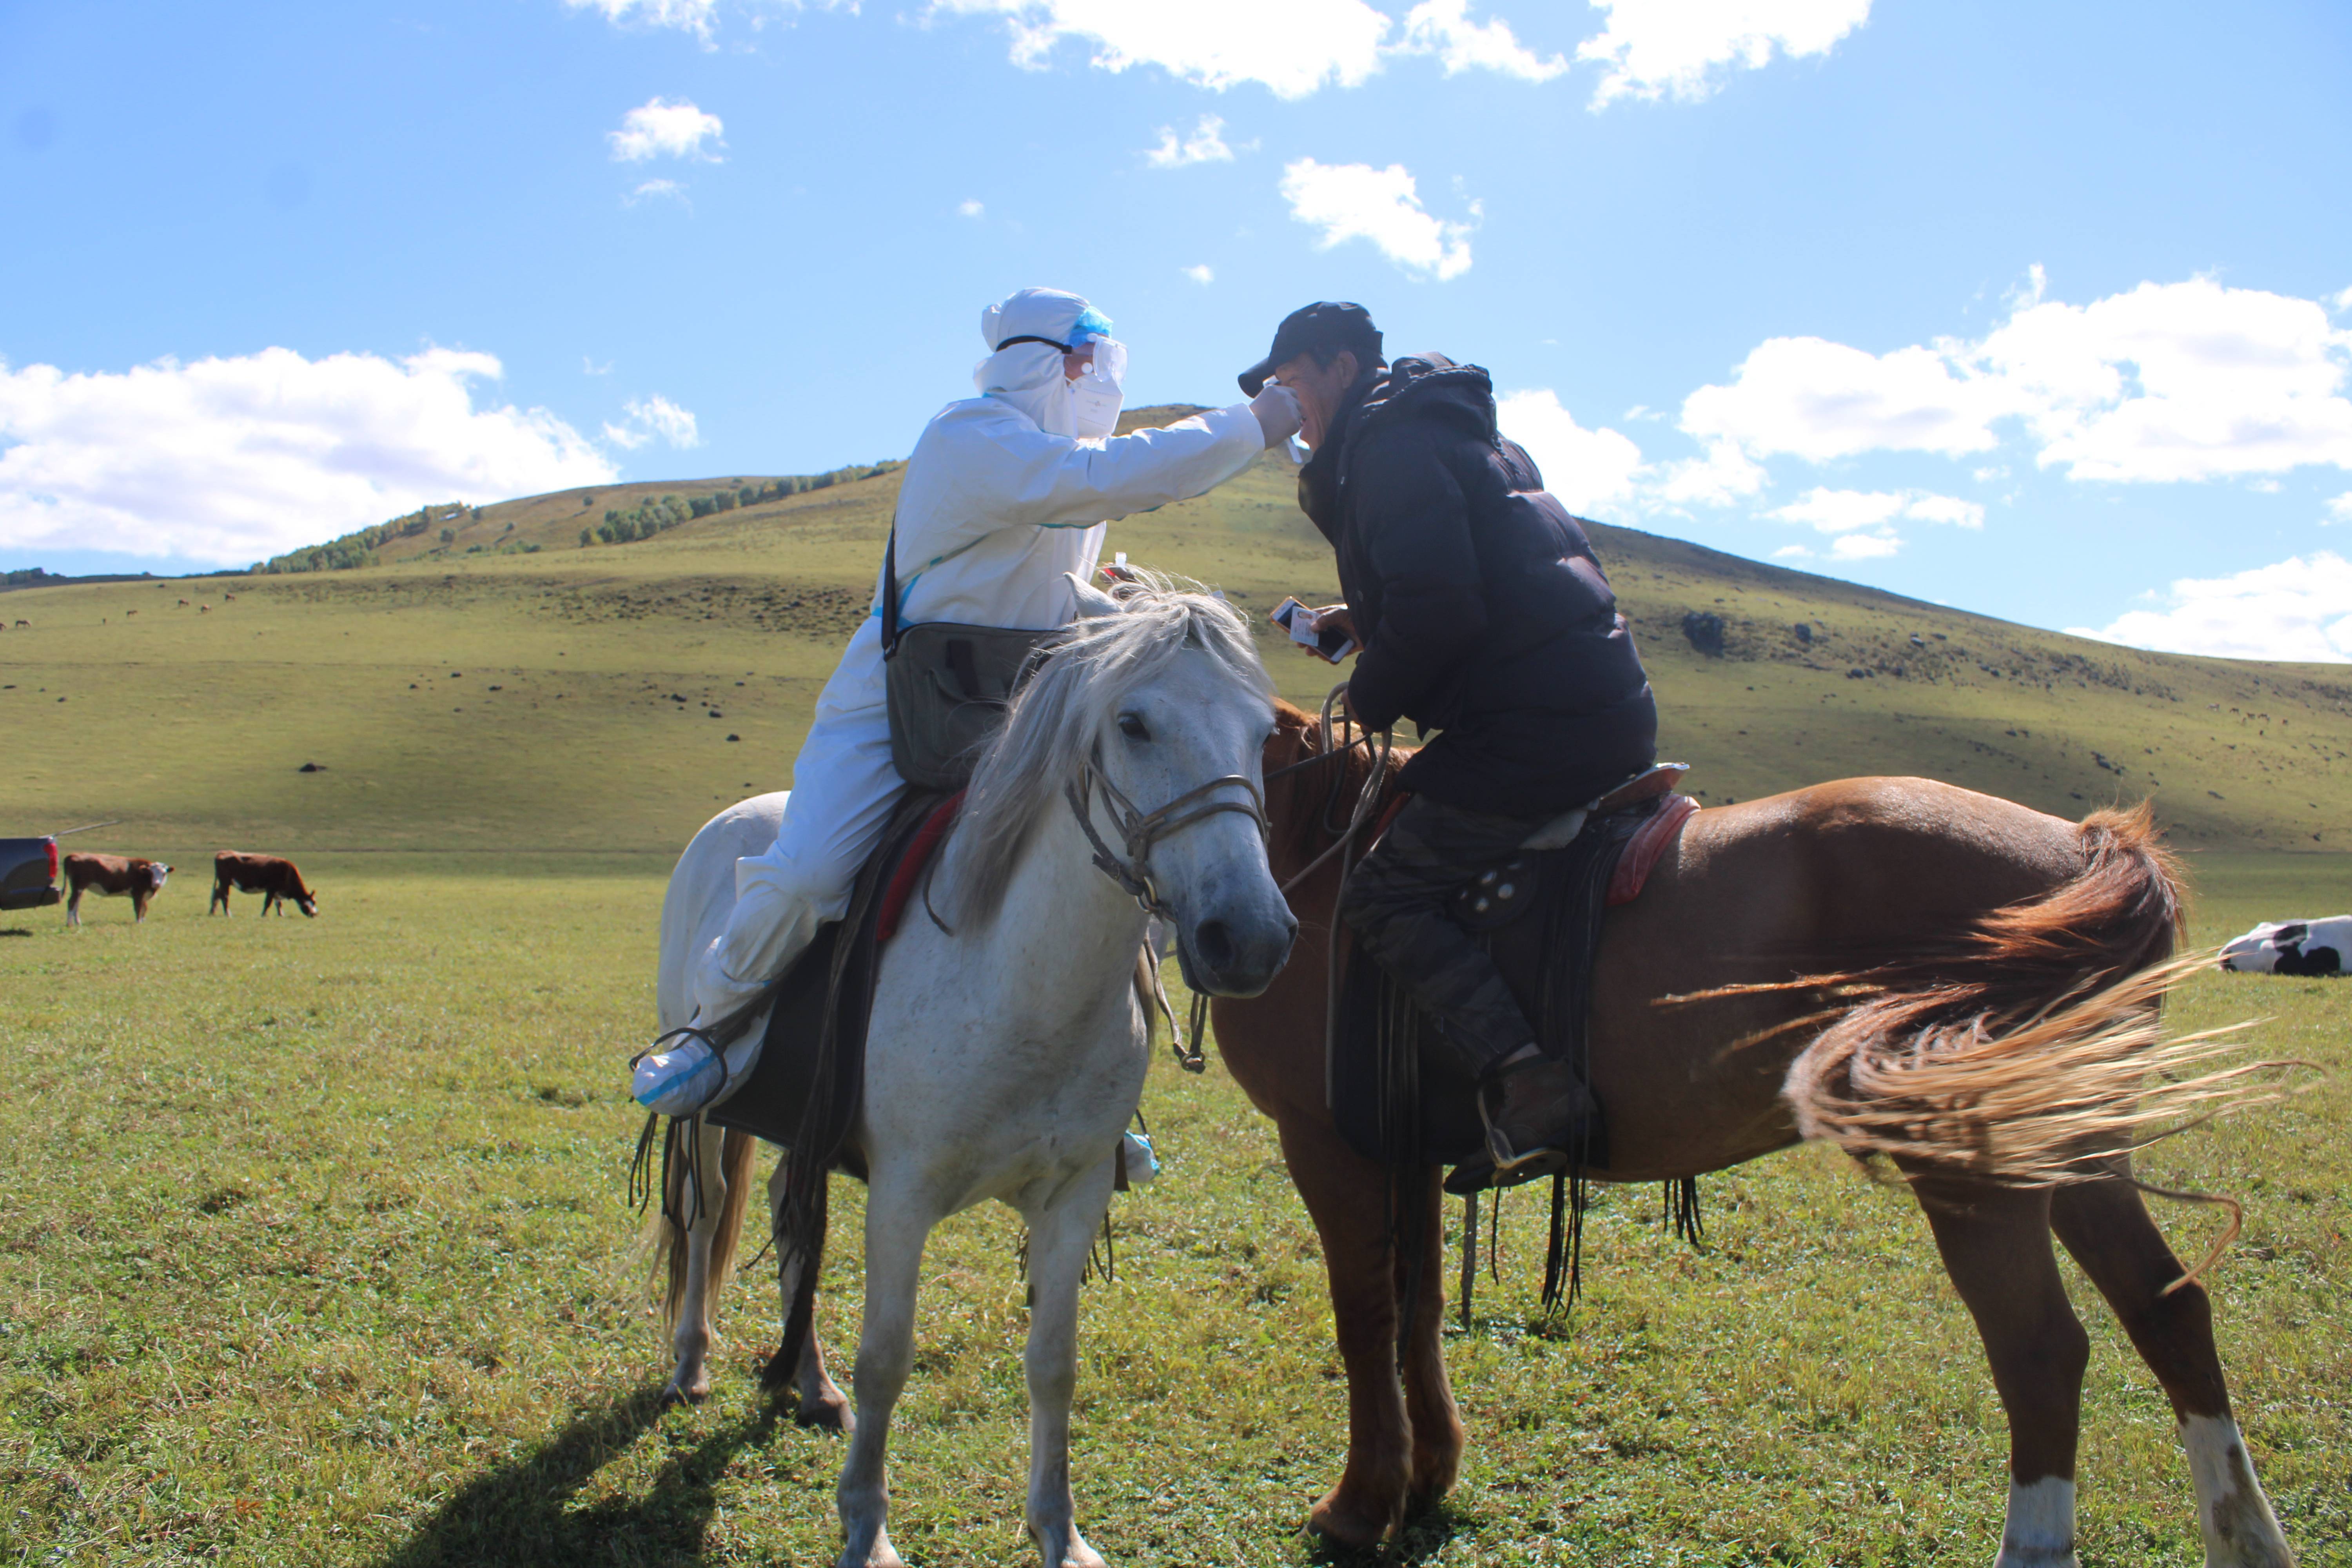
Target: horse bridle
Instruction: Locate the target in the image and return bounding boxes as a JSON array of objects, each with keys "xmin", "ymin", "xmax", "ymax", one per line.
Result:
[{"xmin": 1063, "ymin": 744, "xmax": 1269, "ymax": 920}]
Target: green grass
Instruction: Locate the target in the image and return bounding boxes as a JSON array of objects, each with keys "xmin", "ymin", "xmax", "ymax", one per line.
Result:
[
  {"xmin": 3, "ymin": 409, "xmax": 2349, "ymax": 1562},
  {"xmin": 1, "ymin": 860, "xmax": 2345, "ymax": 1566}
]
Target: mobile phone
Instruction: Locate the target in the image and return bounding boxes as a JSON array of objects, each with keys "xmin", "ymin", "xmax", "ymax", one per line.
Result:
[{"xmin": 1271, "ymin": 597, "xmax": 1357, "ymax": 662}]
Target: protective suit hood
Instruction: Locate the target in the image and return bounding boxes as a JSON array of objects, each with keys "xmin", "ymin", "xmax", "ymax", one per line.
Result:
[{"xmin": 974, "ymin": 287, "xmax": 1123, "ymax": 439}]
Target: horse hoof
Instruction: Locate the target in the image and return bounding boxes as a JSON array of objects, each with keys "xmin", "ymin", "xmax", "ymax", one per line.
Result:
[
  {"xmin": 796, "ymin": 1390, "xmax": 853, "ymax": 1433},
  {"xmin": 1027, "ymin": 1523, "xmax": 1106, "ymax": 1568},
  {"xmin": 658, "ymin": 1379, "xmax": 708, "ymax": 1408},
  {"xmin": 1306, "ymin": 1492, "xmax": 1392, "ymax": 1552},
  {"xmin": 837, "ymin": 1531, "xmax": 905, "ymax": 1568}
]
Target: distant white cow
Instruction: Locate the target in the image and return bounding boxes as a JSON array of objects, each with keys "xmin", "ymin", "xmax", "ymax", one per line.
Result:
[{"xmin": 2219, "ymin": 916, "xmax": 2352, "ymax": 975}]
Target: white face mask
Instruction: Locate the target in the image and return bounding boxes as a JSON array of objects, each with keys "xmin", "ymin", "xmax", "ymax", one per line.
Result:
[{"xmin": 1068, "ymin": 338, "xmax": 1127, "ymax": 441}]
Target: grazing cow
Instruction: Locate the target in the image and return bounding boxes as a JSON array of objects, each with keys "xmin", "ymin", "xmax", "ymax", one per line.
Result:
[
  {"xmin": 63, "ymin": 853, "xmax": 172, "ymax": 927},
  {"xmin": 210, "ymin": 851, "xmax": 319, "ymax": 916}
]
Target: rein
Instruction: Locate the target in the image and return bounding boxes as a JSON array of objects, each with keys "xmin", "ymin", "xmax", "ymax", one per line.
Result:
[{"xmin": 1278, "ymin": 684, "xmax": 1395, "ymax": 898}]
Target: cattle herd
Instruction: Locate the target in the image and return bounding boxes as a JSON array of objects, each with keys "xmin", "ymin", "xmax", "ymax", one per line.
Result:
[{"xmin": 62, "ymin": 849, "xmax": 318, "ymax": 925}]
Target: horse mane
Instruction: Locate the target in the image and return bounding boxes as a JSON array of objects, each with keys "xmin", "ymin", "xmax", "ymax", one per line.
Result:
[{"xmin": 944, "ymin": 571, "xmax": 1269, "ymax": 926}]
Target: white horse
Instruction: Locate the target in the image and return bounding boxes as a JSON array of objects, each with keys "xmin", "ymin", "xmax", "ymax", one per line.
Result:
[{"xmin": 651, "ymin": 574, "xmax": 1297, "ymax": 1568}]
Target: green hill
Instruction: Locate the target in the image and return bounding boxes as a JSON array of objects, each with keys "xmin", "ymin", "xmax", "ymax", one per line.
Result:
[{"xmin": 5, "ymin": 404, "xmax": 2350, "ymax": 860}]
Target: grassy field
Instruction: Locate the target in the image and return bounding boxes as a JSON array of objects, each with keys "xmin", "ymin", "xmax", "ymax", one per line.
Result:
[
  {"xmin": 2, "ymin": 410, "xmax": 2349, "ymax": 1563},
  {"xmin": 2, "ymin": 858, "xmax": 2345, "ymax": 1566}
]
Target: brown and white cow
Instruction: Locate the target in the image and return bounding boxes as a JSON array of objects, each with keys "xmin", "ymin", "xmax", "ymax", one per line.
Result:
[
  {"xmin": 63, "ymin": 853, "xmax": 172, "ymax": 927},
  {"xmin": 210, "ymin": 851, "xmax": 318, "ymax": 916}
]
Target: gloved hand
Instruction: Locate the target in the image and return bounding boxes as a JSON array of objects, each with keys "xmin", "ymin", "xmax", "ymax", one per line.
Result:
[{"xmin": 1248, "ymin": 383, "xmax": 1303, "ymax": 449}]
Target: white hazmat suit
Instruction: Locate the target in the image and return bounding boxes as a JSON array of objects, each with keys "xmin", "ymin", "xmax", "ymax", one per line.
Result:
[{"xmin": 682, "ymin": 287, "xmax": 1300, "ymax": 1051}]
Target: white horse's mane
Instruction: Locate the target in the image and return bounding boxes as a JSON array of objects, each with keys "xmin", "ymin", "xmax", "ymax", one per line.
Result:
[{"xmin": 945, "ymin": 571, "xmax": 1269, "ymax": 925}]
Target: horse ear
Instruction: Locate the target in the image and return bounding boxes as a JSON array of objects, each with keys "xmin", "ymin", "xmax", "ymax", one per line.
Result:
[{"xmin": 1066, "ymin": 571, "xmax": 1122, "ymax": 619}]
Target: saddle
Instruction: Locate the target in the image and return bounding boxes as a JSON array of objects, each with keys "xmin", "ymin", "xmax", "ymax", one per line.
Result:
[
  {"xmin": 706, "ymin": 786, "xmax": 960, "ymax": 1180},
  {"xmin": 1329, "ymin": 771, "xmax": 1698, "ymax": 1173}
]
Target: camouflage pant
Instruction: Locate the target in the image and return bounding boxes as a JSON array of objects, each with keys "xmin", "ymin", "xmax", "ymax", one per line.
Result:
[{"xmin": 1340, "ymin": 795, "xmax": 1542, "ymax": 1079}]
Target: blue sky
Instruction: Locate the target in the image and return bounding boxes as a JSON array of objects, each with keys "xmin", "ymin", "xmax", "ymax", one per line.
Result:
[{"xmin": 4, "ymin": 0, "xmax": 2349, "ymax": 656}]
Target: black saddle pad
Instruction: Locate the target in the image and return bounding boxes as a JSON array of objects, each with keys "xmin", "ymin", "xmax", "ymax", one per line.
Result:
[
  {"xmin": 1329, "ymin": 798, "xmax": 1659, "ymax": 1168},
  {"xmin": 705, "ymin": 788, "xmax": 950, "ymax": 1181}
]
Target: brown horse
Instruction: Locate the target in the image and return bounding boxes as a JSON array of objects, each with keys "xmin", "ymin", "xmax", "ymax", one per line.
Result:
[
  {"xmin": 659, "ymin": 697, "xmax": 2292, "ymax": 1567},
  {"xmin": 1209, "ymin": 699, "xmax": 2292, "ymax": 1567}
]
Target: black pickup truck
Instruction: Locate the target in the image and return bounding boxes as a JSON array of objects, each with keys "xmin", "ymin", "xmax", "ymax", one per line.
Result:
[{"xmin": 0, "ymin": 837, "xmax": 62, "ymax": 911}]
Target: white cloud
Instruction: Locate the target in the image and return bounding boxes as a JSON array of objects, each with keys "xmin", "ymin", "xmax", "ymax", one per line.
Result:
[
  {"xmin": 1967, "ymin": 276, "xmax": 2352, "ymax": 483},
  {"xmin": 1769, "ymin": 486, "xmax": 1983, "ymax": 534},
  {"xmin": 566, "ymin": 0, "xmax": 846, "ymax": 42},
  {"xmin": 1145, "ymin": 114, "xmax": 1238, "ymax": 168},
  {"xmin": 1678, "ymin": 274, "xmax": 2352, "ymax": 489},
  {"xmin": 1577, "ymin": 0, "xmax": 1873, "ymax": 107},
  {"xmin": 1771, "ymin": 543, "xmax": 1813, "ymax": 559},
  {"xmin": 1768, "ymin": 487, "xmax": 1904, "ymax": 532},
  {"xmin": 1279, "ymin": 158, "xmax": 1475, "ymax": 280},
  {"xmin": 1495, "ymin": 389, "xmax": 1643, "ymax": 516},
  {"xmin": 2074, "ymin": 552, "xmax": 2352, "ymax": 662},
  {"xmin": 625, "ymin": 178, "xmax": 688, "ymax": 206},
  {"xmin": 1905, "ymin": 492, "xmax": 1985, "ymax": 527},
  {"xmin": 1398, "ymin": 0, "xmax": 1568, "ymax": 81},
  {"xmin": 1648, "ymin": 440, "xmax": 1766, "ymax": 508},
  {"xmin": 2328, "ymin": 492, "xmax": 2352, "ymax": 524},
  {"xmin": 933, "ymin": 0, "xmax": 1392, "ymax": 98},
  {"xmin": 1829, "ymin": 530, "xmax": 1900, "ymax": 560},
  {"xmin": 2332, "ymin": 285, "xmax": 2352, "ymax": 314},
  {"xmin": 957, "ymin": 198, "xmax": 985, "ymax": 218},
  {"xmin": 0, "ymin": 348, "xmax": 612, "ymax": 565},
  {"xmin": 608, "ymin": 98, "xmax": 725, "ymax": 163},
  {"xmin": 601, "ymin": 395, "xmax": 701, "ymax": 451},
  {"xmin": 568, "ymin": 0, "xmax": 724, "ymax": 39},
  {"xmin": 1682, "ymin": 336, "xmax": 2013, "ymax": 463},
  {"xmin": 1183, "ymin": 263, "xmax": 1215, "ymax": 285}
]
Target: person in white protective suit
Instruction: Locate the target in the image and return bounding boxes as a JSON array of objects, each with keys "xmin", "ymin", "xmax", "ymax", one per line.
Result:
[{"xmin": 639, "ymin": 287, "xmax": 1303, "ymax": 1111}]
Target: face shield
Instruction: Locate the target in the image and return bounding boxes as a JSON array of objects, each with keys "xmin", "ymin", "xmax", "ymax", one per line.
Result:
[{"xmin": 1067, "ymin": 336, "xmax": 1127, "ymax": 441}]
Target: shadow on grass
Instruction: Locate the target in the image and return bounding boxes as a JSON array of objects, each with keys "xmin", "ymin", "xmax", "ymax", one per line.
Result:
[
  {"xmin": 373, "ymin": 1383, "xmax": 784, "ymax": 1567},
  {"xmin": 0, "ymin": 927, "xmax": 32, "ymax": 938}
]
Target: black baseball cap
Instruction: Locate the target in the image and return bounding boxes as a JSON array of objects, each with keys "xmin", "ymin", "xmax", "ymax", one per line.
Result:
[{"xmin": 1238, "ymin": 302, "xmax": 1385, "ymax": 397}]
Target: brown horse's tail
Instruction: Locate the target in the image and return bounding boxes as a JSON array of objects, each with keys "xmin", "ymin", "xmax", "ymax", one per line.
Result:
[
  {"xmin": 1781, "ymin": 804, "xmax": 2278, "ymax": 1186},
  {"xmin": 649, "ymin": 1126, "xmax": 760, "ymax": 1332}
]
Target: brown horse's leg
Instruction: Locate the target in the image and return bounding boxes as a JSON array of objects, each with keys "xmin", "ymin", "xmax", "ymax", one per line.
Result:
[
  {"xmin": 1274, "ymin": 1112, "xmax": 1414, "ymax": 1546},
  {"xmin": 1394, "ymin": 1165, "xmax": 1463, "ymax": 1514},
  {"xmin": 1906, "ymin": 1171, "xmax": 2088, "ymax": 1568},
  {"xmin": 2051, "ymin": 1173, "xmax": 2294, "ymax": 1567}
]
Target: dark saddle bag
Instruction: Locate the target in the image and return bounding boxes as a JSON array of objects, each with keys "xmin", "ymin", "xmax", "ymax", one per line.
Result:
[
  {"xmin": 880, "ymin": 523, "xmax": 1060, "ymax": 791},
  {"xmin": 1329, "ymin": 791, "xmax": 1676, "ymax": 1171}
]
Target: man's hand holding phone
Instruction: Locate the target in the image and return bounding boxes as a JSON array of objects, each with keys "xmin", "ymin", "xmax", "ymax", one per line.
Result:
[{"xmin": 1272, "ymin": 597, "xmax": 1358, "ymax": 663}]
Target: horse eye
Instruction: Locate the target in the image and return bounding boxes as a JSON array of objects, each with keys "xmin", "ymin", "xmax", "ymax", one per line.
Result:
[{"xmin": 1118, "ymin": 712, "xmax": 1152, "ymax": 741}]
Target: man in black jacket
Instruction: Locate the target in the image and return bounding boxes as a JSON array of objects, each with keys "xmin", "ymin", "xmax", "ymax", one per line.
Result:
[{"xmin": 1242, "ymin": 302, "xmax": 1658, "ymax": 1187}]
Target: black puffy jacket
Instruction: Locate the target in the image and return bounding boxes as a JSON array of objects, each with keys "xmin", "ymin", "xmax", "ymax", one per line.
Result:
[{"xmin": 1298, "ymin": 355, "xmax": 1657, "ymax": 818}]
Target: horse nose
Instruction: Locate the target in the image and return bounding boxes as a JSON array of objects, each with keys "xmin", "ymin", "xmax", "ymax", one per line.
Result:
[{"xmin": 1189, "ymin": 910, "xmax": 1298, "ymax": 998}]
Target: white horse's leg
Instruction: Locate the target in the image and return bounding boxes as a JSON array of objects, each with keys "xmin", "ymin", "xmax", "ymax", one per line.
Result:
[
  {"xmin": 662, "ymin": 1119, "xmax": 731, "ymax": 1405},
  {"xmin": 1994, "ymin": 1477, "xmax": 2077, "ymax": 1568},
  {"xmin": 836, "ymin": 1179, "xmax": 931, "ymax": 1568},
  {"xmin": 1020, "ymin": 1161, "xmax": 1116, "ymax": 1568},
  {"xmin": 768, "ymin": 1151, "xmax": 851, "ymax": 1430},
  {"xmin": 2181, "ymin": 1416, "xmax": 2293, "ymax": 1568}
]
